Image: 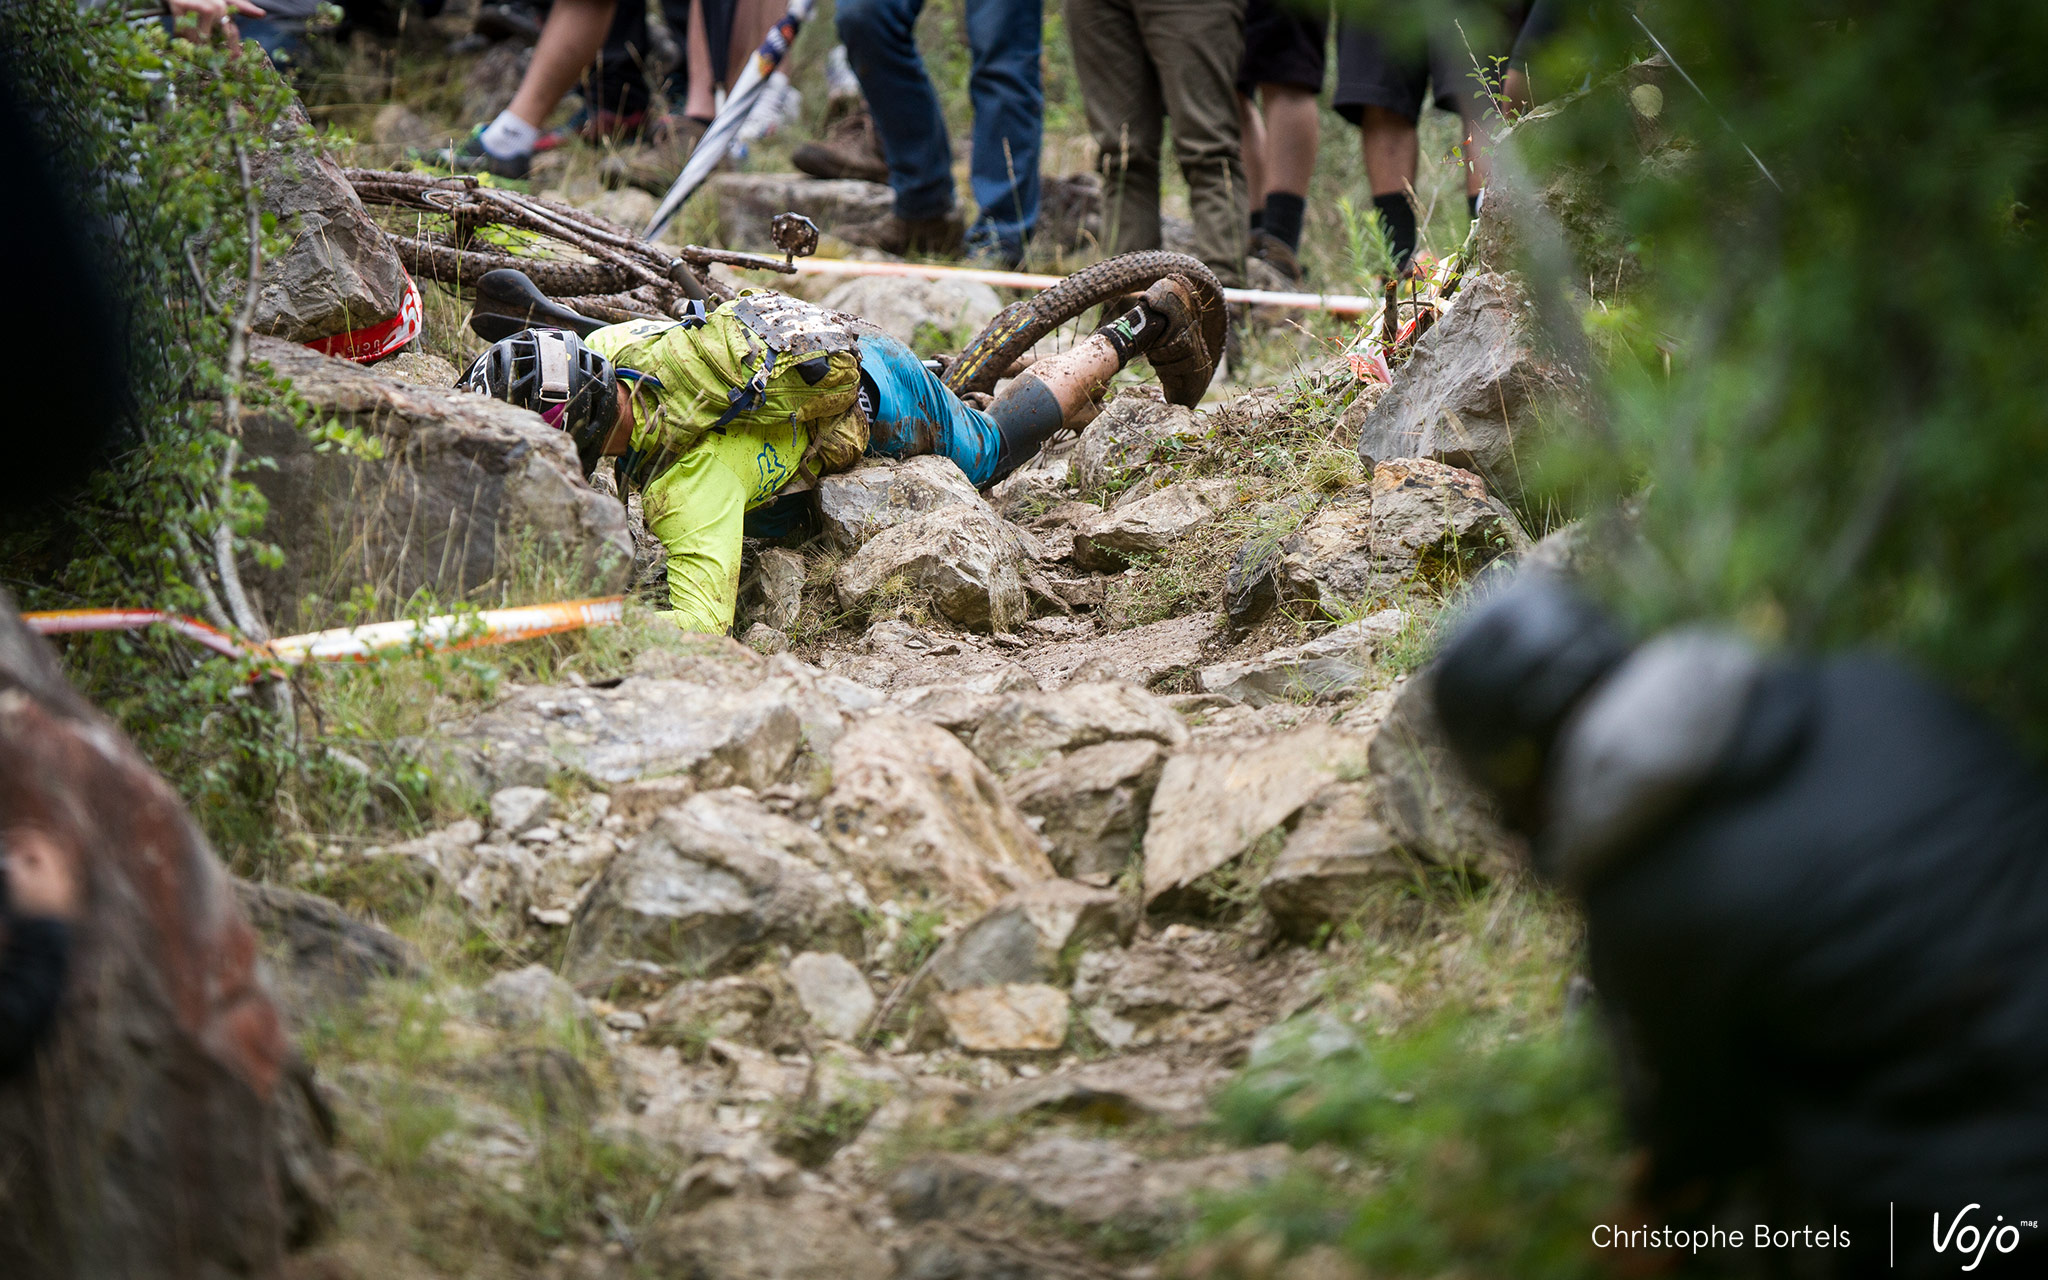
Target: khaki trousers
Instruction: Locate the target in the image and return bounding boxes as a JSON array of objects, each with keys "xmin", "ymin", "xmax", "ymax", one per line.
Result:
[{"xmin": 1065, "ymin": 0, "xmax": 1249, "ymax": 288}]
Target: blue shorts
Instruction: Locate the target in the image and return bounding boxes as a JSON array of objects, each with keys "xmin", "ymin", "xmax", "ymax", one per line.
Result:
[{"xmin": 854, "ymin": 332, "xmax": 1004, "ymax": 486}]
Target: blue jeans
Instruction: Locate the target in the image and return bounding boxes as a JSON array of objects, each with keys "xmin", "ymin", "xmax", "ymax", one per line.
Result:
[{"xmin": 836, "ymin": 0, "xmax": 1044, "ymax": 253}]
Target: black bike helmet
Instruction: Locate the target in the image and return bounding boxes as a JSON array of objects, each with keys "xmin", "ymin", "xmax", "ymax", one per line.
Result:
[{"xmin": 457, "ymin": 327, "xmax": 619, "ymax": 476}]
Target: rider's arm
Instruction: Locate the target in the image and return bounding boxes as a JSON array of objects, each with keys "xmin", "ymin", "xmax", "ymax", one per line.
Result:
[{"xmin": 639, "ymin": 449, "xmax": 749, "ymax": 634}]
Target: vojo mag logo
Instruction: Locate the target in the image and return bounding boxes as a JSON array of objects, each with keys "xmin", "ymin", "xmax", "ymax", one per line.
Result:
[{"xmin": 1924, "ymin": 1205, "xmax": 2037, "ymax": 1271}]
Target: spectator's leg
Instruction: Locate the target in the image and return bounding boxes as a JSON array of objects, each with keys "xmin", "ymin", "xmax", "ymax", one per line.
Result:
[
  {"xmin": 1066, "ymin": 0, "xmax": 1166, "ymax": 255},
  {"xmin": 590, "ymin": 0, "xmax": 655, "ymax": 126},
  {"xmin": 1239, "ymin": 93, "xmax": 1269, "ymax": 214},
  {"xmin": 508, "ymin": 0, "xmax": 623, "ymax": 129},
  {"xmin": 1358, "ymin": 105, "xmax": 1419, "ymax": 197},
  {"xmin": 838, "ymin": 0, "xmax": 958, "ymax": 222},
  {"xmin": 682, "ymin": 0, "xmax": 718, "ymax": 120},
  {"xmin": 1135, "ymin": 0, "xmax": 1249, "ymax": 288},
  {"xmin": 962, "ymin": 0, "xmax": 1045, "ymax": 262},
  {"xmin": 1256, "ymin": 83, "xmax": 1317, "ymax": 250},
  {"xmin": 725, "ymin": 0, "xmax": 782, "ymax": 86},
  {"xmin": 1334, "ymin": 20, "xmax": 1427, "ymax": 271}
]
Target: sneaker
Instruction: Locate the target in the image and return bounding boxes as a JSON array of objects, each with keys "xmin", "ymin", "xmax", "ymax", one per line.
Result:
[
  {"xmin": 599, "ymin": 115, "xmax": 707, "ymax": 194},
  {"xmin": 417, "ymin": 125, "xmax": 531, "ymax": 179},
  {"xmin": 837, "ymin": 211, "xmax": 965, "ymax": 257},
  {"xmin": 1247, "ymin": 229, "xmax": 1304, "ymax": 285},
  {"xmin": 792, "ymin": 109, "xmax": 890, "ymax": 185}
]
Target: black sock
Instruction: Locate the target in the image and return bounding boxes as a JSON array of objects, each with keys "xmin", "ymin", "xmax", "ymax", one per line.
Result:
[
  {"xmin": 1469, "ymin": 190, "xmax": 1483, "ymax": 219},
  {"xmin": 1249, "ymin": 208, "xmax": 1264, "ymax": 233},
  {"xmin": 1263, "ymin": 192, "xmax": 1306, "ymax": 252},
  {"xmin": 1372, "ymin": 193, "xmax": 1417, "ymax": 271},
  {"xmin": 1096, "ymin": 305, "xmax": 1155, "ymax": 366}
]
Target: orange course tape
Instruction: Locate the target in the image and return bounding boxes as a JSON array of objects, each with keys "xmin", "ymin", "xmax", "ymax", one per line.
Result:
[{"xmin": 22, "ymin": 597, "xmax": 626, "ymax": 665}]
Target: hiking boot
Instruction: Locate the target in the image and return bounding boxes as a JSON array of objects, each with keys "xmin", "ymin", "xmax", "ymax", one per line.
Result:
[
  {"xmin": 837, "ymin": 210, "xmax": 965, "ymax": 257},
  {"xmin": 418, "ymin": 125, "xmax": 530, "ymax": 179},
  {"xmin": 792, "ymin": 110, "xmax": 890, "ymax": 185},
  {"xmin": 1248, "ymin": 229, "xmax": 1304, "ymax": 285},
  {"xmin": 1134, "ymin": 276, "xmax": 1220, "ymax": 407},
  {"xmin": 600, "ymin": 115, "xmax": 707, "ymax": 195}
]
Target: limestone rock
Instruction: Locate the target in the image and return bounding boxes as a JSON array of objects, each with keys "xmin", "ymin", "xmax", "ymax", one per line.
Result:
[
  {"xmin": 926, "ymin": 880, "xmax": 1128, "ymax": 992},
  {"xmin": 1259, "ymin": 784, "xmax": 1412, "ymax": 938},
  {"xmin": 1196, "ymin": 608, "xmax": 1410, "ymax": 706},
  {"xmin": 1355, "ymin": 272, "xmax": 1581, "ymax": 502},
  {"xmin": 820, "ymin": 715, "xmax": 1055, "ymax": 915},
  {"xmin": 645, "ymin": 1191, "xmax": 893, "ymax": 1280},
  {"xmin": 1368, "ymin": 457, "xmax": 1528, "ymax": 582},
  {"xmin": 1141, "ymin": 725, "xmax": 1372, "ymax": 906},
  {"xmin": 1368, "ymin": 672, "xmax": 1521, "ymax": 879},
  {"xmin": 568, "ymin": 184, "xmax": 658, "ymax": 231},
  {"xmin": 444, "ymin": 672, "xmax": 809, "ymax": 792},
  {"xmin": 242, "ymin": 337, "xmax": 632, "ymax": 606},
  {"xmin": 0, "ymin": 593, "xmax": 318, "ymax": 1272},
  {"xmin": 250, "ymin": 108, "xmax": 408, "ymax": 345},
  {"xmin": 1069, "ymin": 395, "xmax": 1204, "ymax": 494},
  {"xmin": 476, "ymin": 964, "xmax": 596, "ymax": 1037},
  {"xmin": 646, "ymin": 976, "xmax": 802, "ymax": 1054},
  {"xmin": 785, "ymin": 951, "xmax": 876, "ymax": 1040},
  {"xmin": 1072, "ymin": 478, "xmax": 1236, "ymax": 571},
  {"xmin": 712, "ymin": 173, "xmax": 894, "ymax": 250},
  {"xmin": 932, "ymin": 984, "xmax": 1071, "ymax": 1052},
  {"xmin": 738, "ymin": 546, "xmax": 806, "ymax": 633},
  {"xmin": 1021, "ymin": 611, "xmax": 1223, "ymax": 689},
  {"xmin": 818, "ymin": 455, "xmax": 986, "ymax": 552},
  {"xmin": 888, "ymin": 1133, "xmax": 1287, "ymax": 1246},
  {"xmin": 818, "ymin": 275, "xmax": 1003, "ymax": 348},
  {"xmin": 381, "ymin": 350, "xmax": 459, "ymax": 387},
  {"xmin": 1273, "ymin": 491, "xmax": 1380, "ymax": 619},
  {"xmin": 563, "ymin": 789, "xmax": 861, "ymax": 982},
  {"xmin": 235, "ymin": 880, "xmax": 423, "ymax": 1023},
  {"xmin": 489, "ymin": 784, "xmax": 555, "ymax": 837},
  {"xmin": 741, "ymin": 623, "xmax": 790, "ymax": 654},
  {"xmin": 967, "ymin": 680, "xmax": 1189, "ymax": 776},
  {"xmin": 1007, "ymin": 738, "xmax": 1167, "ymax": 878},
  {"xmin": 833, "ymin": 505, "xmax": 1030, "ymax": 632}
]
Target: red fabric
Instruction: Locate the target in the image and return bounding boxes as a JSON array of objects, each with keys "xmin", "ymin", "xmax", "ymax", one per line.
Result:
[{"xmin": 303, "ymin": 269, "xmax": 424, "ymax": 364}]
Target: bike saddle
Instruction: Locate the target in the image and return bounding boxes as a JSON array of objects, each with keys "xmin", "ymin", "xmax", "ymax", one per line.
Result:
[{"xmin": 469, "ymin": 268, "xmax": 607, "ymax": 341}]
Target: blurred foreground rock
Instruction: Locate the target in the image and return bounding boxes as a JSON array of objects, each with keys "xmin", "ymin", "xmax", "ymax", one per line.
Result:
[{"xmin": 0, "ymin": 593, "xmax": 328, "ymax": 1276}]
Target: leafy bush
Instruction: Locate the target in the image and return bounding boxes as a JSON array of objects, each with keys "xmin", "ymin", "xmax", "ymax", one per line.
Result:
[
  {"xmin": 1190, "ymin": 1011, "xmax": 1627, "ymax": 1280},
  {"xmin": 1514, "ymin": 3, "xmax": 2048, "ymax": 747}
]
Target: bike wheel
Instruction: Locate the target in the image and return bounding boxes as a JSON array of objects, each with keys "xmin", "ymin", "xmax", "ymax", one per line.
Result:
[{"xmin": 942, "ymin": 251, "xmax": 1228, "ymax": 398}]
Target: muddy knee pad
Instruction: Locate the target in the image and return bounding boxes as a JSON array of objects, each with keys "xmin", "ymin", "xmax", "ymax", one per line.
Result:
[{"xmin": 988, "ymin": 373, "xmax": 1068, "ymax": 481}]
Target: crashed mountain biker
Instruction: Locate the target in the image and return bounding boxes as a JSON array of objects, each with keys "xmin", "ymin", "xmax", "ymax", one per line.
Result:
[{"xmin": 458, "ymin": 280, "xmax": 1218, "ymax": 633}]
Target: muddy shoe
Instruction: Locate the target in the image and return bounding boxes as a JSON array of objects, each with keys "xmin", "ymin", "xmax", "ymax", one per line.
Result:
[
  {"xmin": 1134, "ymin": 276, "xmax": 1221, "ymax": 407},
  {"xmin": 838, "ymin": 211, "xmax": 965, "ymax": 257},
  {"xmin": 1248, "ymin": 229, "xmax": 1303, "ymax": 285},
  {"xmin": 600, "ymin": 115, "xmax": 707, "ymax": 195},
  {"xmin": 792, "ymin": 110, "xmax": 890, "ymax": 185}
]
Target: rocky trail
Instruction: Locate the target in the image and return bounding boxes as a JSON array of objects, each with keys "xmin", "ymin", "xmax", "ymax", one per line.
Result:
[{"xmin": 218, "ymin": 312, "xmax": 1568, "ymax": 1277}]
